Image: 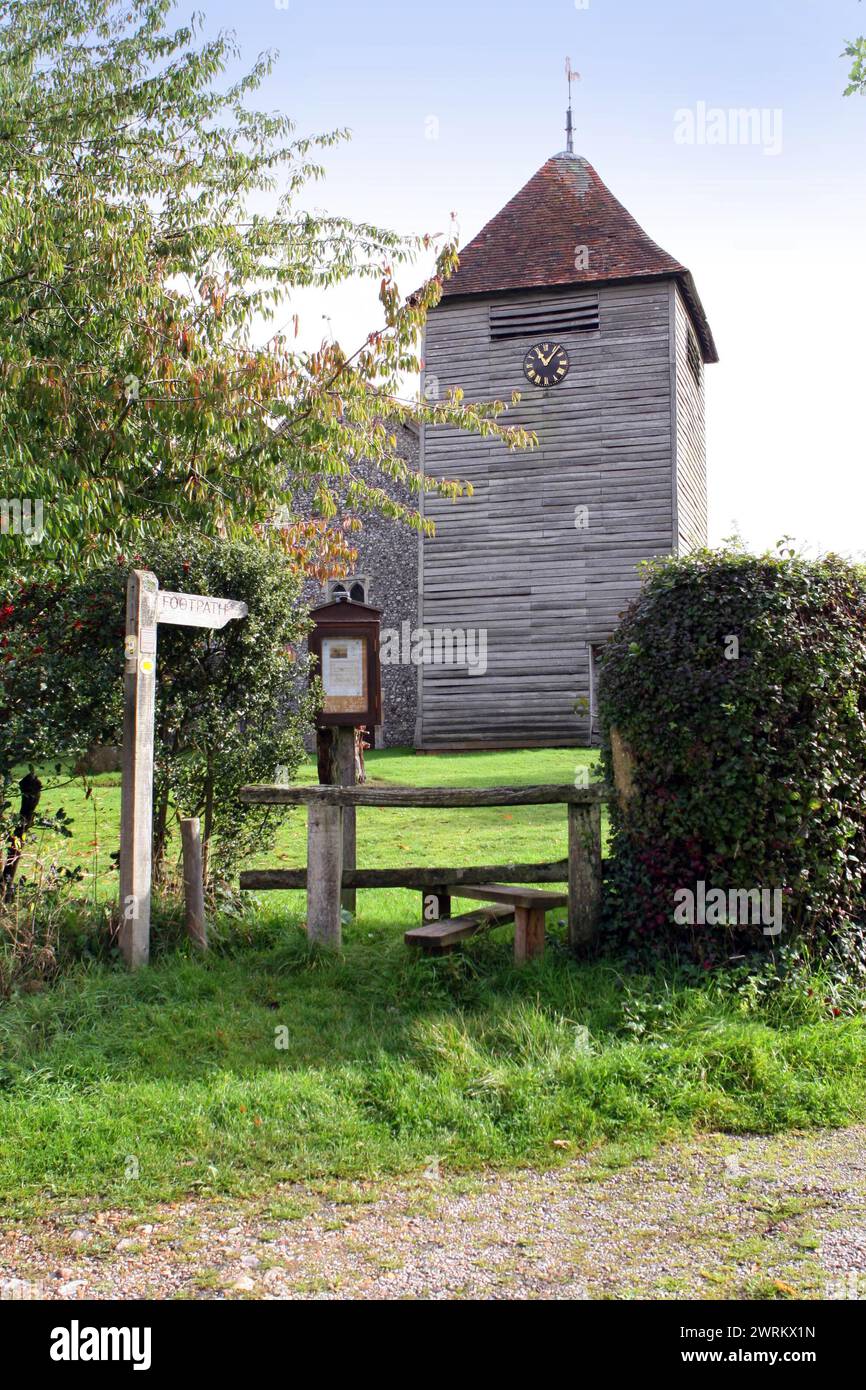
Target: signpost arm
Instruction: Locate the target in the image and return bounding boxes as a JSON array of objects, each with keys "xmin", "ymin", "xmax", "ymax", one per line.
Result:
[{"xmin": 119, "ymin": 569, "xmax": 158, "ymax": 968}]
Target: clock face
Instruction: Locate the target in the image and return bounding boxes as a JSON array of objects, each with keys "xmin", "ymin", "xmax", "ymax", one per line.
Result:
[{"xmin": 523, "ymin": 341, "xmax": 570, "ymax": 388}]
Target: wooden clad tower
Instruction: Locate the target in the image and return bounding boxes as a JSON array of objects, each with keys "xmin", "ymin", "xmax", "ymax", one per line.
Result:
[{"xmin": 417, "ymin": 145, "xmax": 717, "ymax": 749}]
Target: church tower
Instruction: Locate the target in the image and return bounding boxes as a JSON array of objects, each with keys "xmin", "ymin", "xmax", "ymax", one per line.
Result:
[{"xmin": 417, "ymin": 144, "xmax": 717, "ymax": 749}]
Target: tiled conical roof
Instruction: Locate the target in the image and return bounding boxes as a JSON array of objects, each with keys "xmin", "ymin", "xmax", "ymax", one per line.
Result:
[{"xmin": 441, "ymin": 153, "xmax": 717, "ymax": 363}]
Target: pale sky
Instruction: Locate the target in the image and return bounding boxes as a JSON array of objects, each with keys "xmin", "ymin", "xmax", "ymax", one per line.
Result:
[{"xmin": 199, "ymin": 0, "xmax": 865, "ymax": 558}]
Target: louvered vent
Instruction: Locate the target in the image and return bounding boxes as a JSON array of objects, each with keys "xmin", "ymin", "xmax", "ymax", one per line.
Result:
[{"xmin": 489, "ymin": 296, "xmax": 599, "ymax": 342}]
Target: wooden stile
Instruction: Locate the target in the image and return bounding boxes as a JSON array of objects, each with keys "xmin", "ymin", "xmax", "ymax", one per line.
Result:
[{"xmin": 241, "ymin": 781, "xmax": 607, "ymax": 962}]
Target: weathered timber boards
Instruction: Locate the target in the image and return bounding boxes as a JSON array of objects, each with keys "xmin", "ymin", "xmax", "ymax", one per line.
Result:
[
  {"xmin": 240, "ymin": 859, "xmax": 572, "ymax": 891},
  {"xmin": 420, "ymin": 279, "xmax": 681, "ymax": 747},
  {"xmin": 305, "ymin": 279, "xmax": 650, "ymax": 925},
  {"xmin": 238, "ymin": 782, "xmax": 607, "ymax": 807},
  {"xmin": 673, "ymin": 284, "xmax": 707, "ymax": 552}
]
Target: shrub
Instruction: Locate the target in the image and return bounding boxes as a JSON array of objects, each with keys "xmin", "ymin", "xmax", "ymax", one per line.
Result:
[
  {"xmin": 598, "ymin": 548, "xmax": 866, "ymax": 967},
  {"xmin": 0, "ymin": 532, "xmax": 317, "ymax": 886}
]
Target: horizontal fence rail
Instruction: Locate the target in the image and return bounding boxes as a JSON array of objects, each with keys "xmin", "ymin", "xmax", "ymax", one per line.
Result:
[
  {"xmin": 240, "ymin": 859, "xmax": 572, "ymax": 892},
  {"xmin": 239, "ymin": 782, "xmax": 607, "ymax": 808}
]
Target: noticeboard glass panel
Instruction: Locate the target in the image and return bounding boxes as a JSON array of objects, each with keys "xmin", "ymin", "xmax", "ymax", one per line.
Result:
[{"xmin": 321, "ymin": 635, "xmax": 367, "ymax": 715}]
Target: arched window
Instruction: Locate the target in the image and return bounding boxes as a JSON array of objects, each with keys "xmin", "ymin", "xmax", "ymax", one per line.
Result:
[{"xmin": 327, "ymin": 576, "xmax": 369, "ymax": 604}]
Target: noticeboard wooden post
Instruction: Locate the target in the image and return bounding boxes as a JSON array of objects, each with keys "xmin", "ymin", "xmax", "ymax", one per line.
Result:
[
  {"xmin": 118, "ymin": 571, "xmax": 248, "ymax": 969},
  {"xmin": 309, "ymin": 598, "xmax": 382, "ymax": 938}
]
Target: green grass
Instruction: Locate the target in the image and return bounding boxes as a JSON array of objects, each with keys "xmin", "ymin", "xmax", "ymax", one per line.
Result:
[
  {"xmin": 1, "ymin": 747, "xmax": 865, "ymax": 1212},
  {"xmin": 22, "ymin": 745, "xmax": 600, "ymax": 901}
]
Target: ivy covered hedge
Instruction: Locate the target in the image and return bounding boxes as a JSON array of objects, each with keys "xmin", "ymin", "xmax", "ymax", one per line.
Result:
[{"xmin": 598, "ymin": 549, "xmax": 866, "ymax": 966}]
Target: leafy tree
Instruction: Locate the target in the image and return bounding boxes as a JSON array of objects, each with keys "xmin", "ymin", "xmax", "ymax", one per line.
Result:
[
  {"xmin": 1, "ymin": 533, "xmax": 316, "ymax": 887},
  {"xmin": 0, "ymin": 0, "xmax": 531, "ymax": 577},
  {"xmin": 843, "ymin": 4, "xmax": 865, "ymax": 94},
  {"xmin": 844, "ymin": 39, "xmax": 866, "ymax": 94}
]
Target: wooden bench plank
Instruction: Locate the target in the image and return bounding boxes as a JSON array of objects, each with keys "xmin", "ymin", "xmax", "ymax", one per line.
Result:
[
  {"xmin": 405, "ymin": 905, "xmax": 515, "ymax": 952},
  {"xmin": 448, "ymin": 883, "xmax": 568, "ymax": 911}
]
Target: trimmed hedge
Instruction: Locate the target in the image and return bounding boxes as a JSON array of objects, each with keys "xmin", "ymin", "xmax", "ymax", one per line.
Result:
[{"xmin": 598, "ymin": 549, "xmax": 866, "ymax": 965}]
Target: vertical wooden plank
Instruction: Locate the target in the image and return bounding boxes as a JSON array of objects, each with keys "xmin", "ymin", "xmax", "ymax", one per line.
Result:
[
  {"xmin": 514, "ymin": 906, "xmax": 545, "ymax": 964},
  {"xmin": 568, "ymin": 800, "xmax": 602, "ymax": 949},
  {"xmin": 334, "ymin": 726, "xmax": 356, "ymax": 915},
  {"xmin": 180, "ymin": 817, "xmax": 207, "ymax": 950},
  {"xmin": 119, "ymin": 569, "xmax": 159, "ymax": 969},
  {"xmin": 421, "ymin": 885, "xmax": 452, "ymax": 926},
  {"xmin": 306, "ymin": 802, "xmax": 343, "ymax": 947}
]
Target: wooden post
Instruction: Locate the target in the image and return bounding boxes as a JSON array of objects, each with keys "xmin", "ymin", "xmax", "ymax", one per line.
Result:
[
  {"xmin": 315, "ymin": 726, "xmax": 356, "ymax": 915},
  {"xmin": 421, "ymin": 885, "xmax": 451, "ymax": 927},
  {"xmin": 306, "ymin": 801, "xmax": 344, "ymax": 947},
  {"xmin": 334, "ymin": 726, "xmax": 356, "ymax": 916},
  {"xmin": 180, "ymin": 817, "xmax": 207, "ymax": 950},
  {"xmin": 119, "ymin": 570, "xmax": 159, "ymax": 969},
  {"xmin": 514, "ymin": 906, "xmax": 546, "ymax": 964},
  {"xmin": 568, "ymin": 800, "xmax": 602, "ymax": 949}
]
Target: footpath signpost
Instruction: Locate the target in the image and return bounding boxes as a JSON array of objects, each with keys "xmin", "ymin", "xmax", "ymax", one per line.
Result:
[{"xmin": 118, "ymin": 570, "xmax": 248, "ymax": 969}]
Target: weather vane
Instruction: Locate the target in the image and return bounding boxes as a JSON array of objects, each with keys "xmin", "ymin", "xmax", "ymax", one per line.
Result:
[{"xmin": 565, "ymin": 56, "xmax": 580, "ymax": 154}]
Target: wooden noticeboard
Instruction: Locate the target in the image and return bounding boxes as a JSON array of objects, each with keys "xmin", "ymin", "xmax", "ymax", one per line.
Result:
[{"xmin": 309, "ymin": 598, "xmax": 382, "ymax": 729}]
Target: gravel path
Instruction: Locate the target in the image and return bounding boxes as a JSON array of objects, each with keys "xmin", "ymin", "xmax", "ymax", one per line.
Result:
[{"xmin": 2, "ymin": 1128, "xmax": 864, "ymax": 1300}]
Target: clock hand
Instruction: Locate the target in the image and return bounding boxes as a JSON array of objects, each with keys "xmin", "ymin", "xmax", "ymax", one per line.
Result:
[{"xmin": 536, "ymin": 345, "xmax": 559, "ymax": 367}]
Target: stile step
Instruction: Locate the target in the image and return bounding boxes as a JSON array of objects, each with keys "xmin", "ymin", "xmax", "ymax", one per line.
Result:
[
  {"xmin": 405, "ymin": 905, "xmax": 515, "ymax": 953},
  {"xmin": 447, "ymin": 883, "xmax": 568, "ymax": 911}
]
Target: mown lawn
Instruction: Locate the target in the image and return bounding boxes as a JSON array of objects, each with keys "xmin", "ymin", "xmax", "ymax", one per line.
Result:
[
  {"xmin": 1, "ymin": 747, "xmax": 865, "ymax": 1214},
  {"xmin": 21, "ymin": 745, "xmax": 600, "ymax": 902}
]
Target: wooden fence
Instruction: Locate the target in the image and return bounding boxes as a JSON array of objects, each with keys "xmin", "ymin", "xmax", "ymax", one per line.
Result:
[{"xmin": 239, "ymin": 782, "xmax": 607, "ymax": 954}]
